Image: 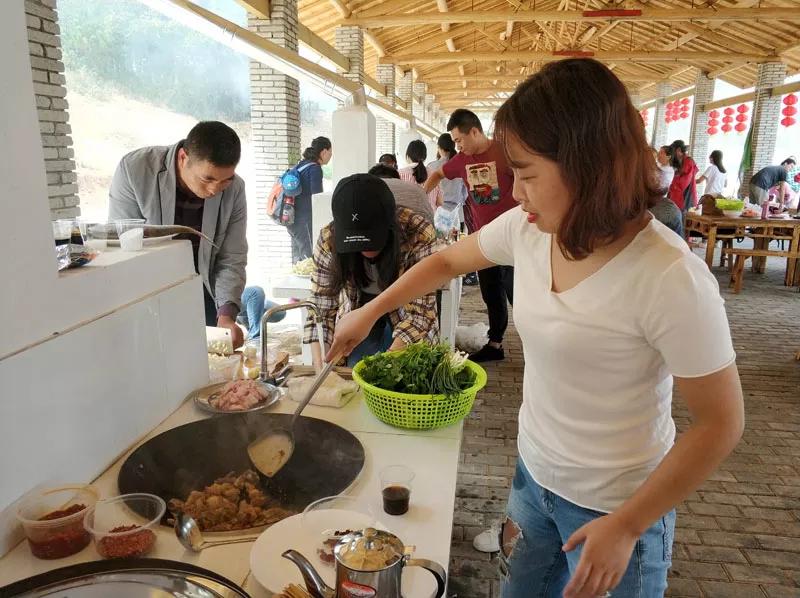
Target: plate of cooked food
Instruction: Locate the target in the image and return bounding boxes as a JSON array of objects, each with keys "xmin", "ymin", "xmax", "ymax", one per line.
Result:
[{"xmin": 191, "ymin": 379, "xmax": 281, "ymax": 414}]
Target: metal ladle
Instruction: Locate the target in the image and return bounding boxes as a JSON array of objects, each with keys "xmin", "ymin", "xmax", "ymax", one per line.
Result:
[
  {"xmin": 174, "ymin": 512, "xmax": 258, "ymax": 552},
  {"xmin": 247, "ymin": 356, "xmax": 340, "ymax": 479}
]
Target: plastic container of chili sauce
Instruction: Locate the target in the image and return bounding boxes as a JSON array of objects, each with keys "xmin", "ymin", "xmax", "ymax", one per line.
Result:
[
  {"xmin": 16, "ymin": 485, "xmax": 98, "ymax": 559},
  {"xmin": 83, "ymin": 493, "xmax": 165, "ymax": 559}
]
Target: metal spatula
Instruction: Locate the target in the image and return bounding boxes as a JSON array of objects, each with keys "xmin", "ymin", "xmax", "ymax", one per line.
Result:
[{"xmin": 247, "ymin": 357, "xmax": 340, "ymax": 478}]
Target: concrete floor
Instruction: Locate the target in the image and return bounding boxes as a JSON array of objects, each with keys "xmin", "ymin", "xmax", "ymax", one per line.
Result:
[{"xmin": 447, "ymin": 249, "xmax": 800, "ymax": 598}]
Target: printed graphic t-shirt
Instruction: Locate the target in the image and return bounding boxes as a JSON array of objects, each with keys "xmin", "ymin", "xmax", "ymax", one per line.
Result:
[{"xmin": 441, "ymin": 140, "xmax": 517, "ymax": 232}]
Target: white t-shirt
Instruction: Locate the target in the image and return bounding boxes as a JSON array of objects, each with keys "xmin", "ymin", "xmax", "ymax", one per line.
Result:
[
  {"xmin": 479, "ymin": 207, "xmax": 736, "ymax": 512},
  {"xmin": 702, "ymin": 164, "xmax": 728, "ymax": 197},
  {"xmin": 657, "ymin": 163, "xmax": 674, "ymax": 192}
]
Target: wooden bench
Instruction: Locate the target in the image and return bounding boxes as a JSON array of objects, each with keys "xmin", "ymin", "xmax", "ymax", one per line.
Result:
[{"xmin": 722, "ymin": 247, "xmax": 800, "ymax": 293}]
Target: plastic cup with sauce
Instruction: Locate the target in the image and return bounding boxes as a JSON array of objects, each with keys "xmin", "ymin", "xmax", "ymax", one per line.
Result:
[
  {"xmin": 16, "ymin": 485, "xmax": 98, "ymax": 559},
  {"xmin": 379, "ymin": 465, "xmax": 414, "ymax": 516}
]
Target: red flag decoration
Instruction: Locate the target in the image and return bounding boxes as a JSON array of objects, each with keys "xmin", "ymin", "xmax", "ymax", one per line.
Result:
[{"xmin": 782, "ymin": 94, "xmax": 798, "ymax": 127}]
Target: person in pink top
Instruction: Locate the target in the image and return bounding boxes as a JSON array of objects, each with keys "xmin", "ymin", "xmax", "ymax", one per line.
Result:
[
  {"xmin": 424, "ymin": 109, "xmax": 518, "ymax": 362},
  {"xmin": 399, "ymin": 139, "xmax": 442, "ymax": 211}
]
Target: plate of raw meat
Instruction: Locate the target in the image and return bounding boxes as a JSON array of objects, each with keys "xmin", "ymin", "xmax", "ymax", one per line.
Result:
[{"xmin": 191, "ymin": 379, "xmax": 282, "ymax": 414}]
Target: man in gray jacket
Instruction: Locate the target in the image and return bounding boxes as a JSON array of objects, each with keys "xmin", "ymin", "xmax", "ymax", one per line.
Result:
[{"xmin": 109, "ymin": 121, "xmax": 247, "ymax": 348}]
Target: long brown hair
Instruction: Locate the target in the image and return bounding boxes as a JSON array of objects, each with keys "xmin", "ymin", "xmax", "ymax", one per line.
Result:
[{"xmin": 495, "ymin": 59, "xmax": 661, "ymax": 259}]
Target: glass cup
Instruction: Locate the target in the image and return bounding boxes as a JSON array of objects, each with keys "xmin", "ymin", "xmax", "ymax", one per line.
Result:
[
  {"xmin": 52, "ymin": 220, "xmax": 72, "ymax": 246},
  {"xmin": 379, "ymin": 465, "xmax": 414, "ymax": 516}
]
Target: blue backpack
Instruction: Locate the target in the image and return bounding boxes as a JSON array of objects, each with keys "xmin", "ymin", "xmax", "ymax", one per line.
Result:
[{"xmin": 267, "ymin": 162, "xmax": 314, "ymax": 226}]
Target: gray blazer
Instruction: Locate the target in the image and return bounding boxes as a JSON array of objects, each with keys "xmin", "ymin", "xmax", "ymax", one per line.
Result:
[{"xmin": 108, "ymin": 142, "xmax": 247, "ymax": 313}]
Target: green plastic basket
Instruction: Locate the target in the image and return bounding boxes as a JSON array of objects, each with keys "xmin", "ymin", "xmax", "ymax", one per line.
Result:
[{"xmin": 352, "ymin": 359, "xmax": 487, "ymax": 430}]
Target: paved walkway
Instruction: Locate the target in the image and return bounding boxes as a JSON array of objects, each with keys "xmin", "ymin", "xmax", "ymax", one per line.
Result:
[{"xmin": 448, "ymin": 252, "xmax": 800, "ymax": 598}]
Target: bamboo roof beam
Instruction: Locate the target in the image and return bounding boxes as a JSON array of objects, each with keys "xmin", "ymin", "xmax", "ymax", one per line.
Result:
[
  {"xmin": 381, "ymin": 50, "xmax": 778, "ymax": 65},
  {"xmin": 297, "ymin": 23, "xmax": 349, "ymax": 71},
  {"xmin": 233, "ymin": 0, "xmax": 269, "ymax": 19},
  {"xmin": 344, "ymin": 8, "xmax": 799, "ymax": 28},
  {"xmin": 328, "ymin": 0, "xmax": 350, "ymax": 18}
]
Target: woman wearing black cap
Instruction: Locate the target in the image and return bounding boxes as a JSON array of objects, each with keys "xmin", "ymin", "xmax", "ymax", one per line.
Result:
[{"xmin": 302, "ymin": 173, "xmax": 440, "ymax": 367}]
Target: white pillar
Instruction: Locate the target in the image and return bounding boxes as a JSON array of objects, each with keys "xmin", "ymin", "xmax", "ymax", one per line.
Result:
[
  {"xmin": 689, "ymin": 72, "xmax": 716, "ymax": 178},
  {"xmin": 375, "ymin": 64, "xmax": 396, "ymax": 161},
  {"xmin": 651, "ymin": 81, "xmax": 672, "ymax": 148}
]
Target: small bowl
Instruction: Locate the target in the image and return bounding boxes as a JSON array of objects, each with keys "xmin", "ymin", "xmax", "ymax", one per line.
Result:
[
  {"xmin": 722, "ymin": 210, "xmax": 743, "ymax": 218},
  {"xmin": 17, "ymin": 485, "xmax": 98, "ymax": 560},
  {"xmin": 83, "ymin": 493, "xmax": 165, "ymax": 559}
]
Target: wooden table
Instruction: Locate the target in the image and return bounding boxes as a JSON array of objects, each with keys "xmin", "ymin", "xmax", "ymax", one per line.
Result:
[{"xmin": 684, "ymin": 213, "xmax": 800, "ymax": 286}]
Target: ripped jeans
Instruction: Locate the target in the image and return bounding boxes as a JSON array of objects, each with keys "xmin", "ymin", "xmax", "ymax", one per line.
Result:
[{"xmin": 499, "ymin": 460, "xmax": 675, "ymax": 598}]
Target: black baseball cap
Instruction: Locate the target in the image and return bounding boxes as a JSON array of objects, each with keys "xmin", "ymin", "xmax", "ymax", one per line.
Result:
[{"xmin": 332, "ymin": 174, "xmax": 396, "ymax": 253}]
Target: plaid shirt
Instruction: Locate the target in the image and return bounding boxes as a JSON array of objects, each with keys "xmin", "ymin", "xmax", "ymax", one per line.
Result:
[{"xmin": 303, "ymin": 207, "xmax": 439, "ymax": 349}]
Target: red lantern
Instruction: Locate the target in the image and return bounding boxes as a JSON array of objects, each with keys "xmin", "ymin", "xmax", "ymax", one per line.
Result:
[
  {"xmin": 722, "ymin": 123, "xmax": 733, "ymax": 133},
  {"xmin": 709, "ymin": 109, "xmax": 720, "ymax": 118},
  {"xmin": 783, "ymin": 94, "xmax": 798, "ymax": 106},
  {"xmin": 707, "ymin": 127, "xmax": 718, "ymax": 135},
  {"xmin": 722, "ymin": 115, "xmax": 734, "ymax": 124},
  {"xmin": 735, "ymin": 122, "xmax": 747, "ymax": 133},
  {"xmin": 708, "ymin": 118, "xmax": 719, "ymax": 127},
  {"xmin": 782, "ymin": 116, "xmax": 796, "ymax": 127},
  {"xmin": 680, "ymin": 110, "xmax": 689, "ymax": 119},
  {"xmin": 736, "ymin": 104, "xmax": 749, "ymax": 113},
  {"xmin": 736, "ymin": 113, "xmax": 747, "ymax": 123},
  {"xmin": 724, "ymin": 107, "xmax": 735, "ymax": 116},
  {"xmin": 666, "ymin": 101, "xmax": 673, "ymax": 109},
  {"xmin": 665, "ymin": 116, "xmax": 672, "ymax": 123},
  {"xmin": 782, "ymin": 106, "xmax": 797, "ymax": 117},
  {"xmin": 681, "ymin": 97, "xmax": 690, "ymax": 105},
  {"xmin": 794, "ymin": 173, "xmax": 800, "ymax": 183}
]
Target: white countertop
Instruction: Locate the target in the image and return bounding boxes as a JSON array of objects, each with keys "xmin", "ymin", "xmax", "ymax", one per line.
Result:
[{"xmin": 0, "ymin": 390, "xmax": 463, "ymax": 597}]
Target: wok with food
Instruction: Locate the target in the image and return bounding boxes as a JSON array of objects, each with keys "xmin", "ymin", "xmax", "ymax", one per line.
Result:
[{"xmin": 118, "ymin": 413, "xmax": 365, "ymax": 521}]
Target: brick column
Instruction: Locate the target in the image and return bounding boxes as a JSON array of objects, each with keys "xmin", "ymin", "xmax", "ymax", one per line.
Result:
[
  {"xmin": 335, "ymin": 26, "xmax": 364, "ymax": 87},
  {"xmin": 413, "ymin": 83, "xmax": 427, "ymax": 121},
  {"xmin": 248, "ymin": 0, "xmax": 301, "ymax": 271},
  {"xmin": 375, "ymin": 64, "xmax": 396, "ymax": 159},
  {"xmin": 26, "ymin": 0, "xmax": 79, "ymax": 220},
  {"xmin": 689, "ymin": 72, "xmax": 715, "ymax": 174},
  {"xmin": 650, "ymin": 81, "xmax": 672, "ymax": 148},
  {"xmin": 743, "ymin": 62, "xmax": 787, "ymax": 186}
]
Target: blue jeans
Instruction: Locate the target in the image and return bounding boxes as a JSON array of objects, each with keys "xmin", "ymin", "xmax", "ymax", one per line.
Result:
[
  {"xmin": 500, "ymin": 460, "xmax": 674, "ymax": 598},
  {"xmin": 237, "ymin": 286, "xmax": 285, "ymax": 339},
  {"xmin": 346, "ymin": 320, "xmax": 393, "ymax": 367}
]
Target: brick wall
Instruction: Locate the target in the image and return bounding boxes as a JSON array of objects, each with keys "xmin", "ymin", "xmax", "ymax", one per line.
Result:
[
  {"xmin": 651, "ymin": 82, "xmax": 672, "ymax": 149},
  {"xmin": 375, "ymin": 64, "xmax": 396, "ymax": 159},
  {"xmin": 689, "ymin": 72, "xmax": 716, "ymax": 181},
  {"xmin": 248, "ymin": 0, "xmax": 301, "ymax": 271},
  {"xmin": 744, "ymin": 62, "xmax": 787, "ymax": 186},
  {"xmin": 424, "ymin": 93, "xmax": 435, "ymax": 126},
  {"xmin": 26, "ymin": 0, "xmax": 80, "ymax": 220},
  {"xmin": 334, "ymin": 26, "xmax": 364, "ymax": 87}
]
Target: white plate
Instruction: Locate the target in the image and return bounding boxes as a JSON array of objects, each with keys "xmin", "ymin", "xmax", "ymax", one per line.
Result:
[
  {"xmin": 249, "ymin": 509, "xmax": 384, "ymax": 594},
  {"xmin": 107, "ymin": 233, "xmax": 178, "ymax": 246}
]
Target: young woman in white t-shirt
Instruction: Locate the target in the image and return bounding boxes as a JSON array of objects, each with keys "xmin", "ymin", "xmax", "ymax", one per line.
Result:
[
  {"xmin": 696, "ymin": 149, "xmax": 728, "ymax": 197},
  {"xmin": 327, "ymin": 59, "xmax": 744, "ymax": 598}
]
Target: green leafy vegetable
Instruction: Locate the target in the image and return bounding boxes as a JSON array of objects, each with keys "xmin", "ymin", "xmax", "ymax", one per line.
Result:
[{"xmin": 359, "ymin": 342, "xmax": 476, "ymax": 398}]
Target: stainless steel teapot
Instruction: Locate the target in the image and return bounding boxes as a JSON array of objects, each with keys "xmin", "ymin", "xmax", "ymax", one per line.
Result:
[{"xmin": 282, "ymin": 528, "xmax": 446, "ymax": 598}]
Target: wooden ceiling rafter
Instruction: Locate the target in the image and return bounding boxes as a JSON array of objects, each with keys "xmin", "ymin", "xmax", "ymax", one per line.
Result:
[{"xmin": 342, "ymin": 7, "xmax": 799, "ymax": 28}]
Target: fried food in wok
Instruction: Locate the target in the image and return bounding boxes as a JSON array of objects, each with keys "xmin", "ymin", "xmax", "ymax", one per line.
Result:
[{"xmin": 168, "ymin": 470, "xmax": 293, "ymax": 531}]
